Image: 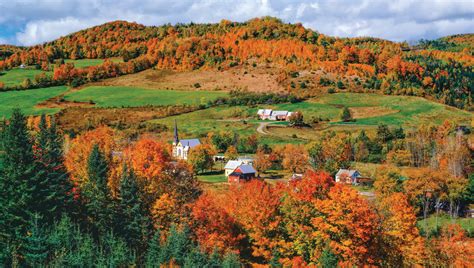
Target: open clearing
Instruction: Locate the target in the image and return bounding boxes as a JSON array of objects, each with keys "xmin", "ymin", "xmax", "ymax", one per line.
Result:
[
  {"xmin": 64, "ymin": 86, "xmax": 228, "ymax": 107},
  {"xmin": 150, "ymin": 92, "xmax": 472, "ymax": 144},
  {"xmin": 0, "ymin": 68, "xmax": 52, "ymax": 87},
  {"xmin": 94, "ymin": 67, "xmax": 286, "ymax": 93},
  {"xmin": 65, "ymin": 58, "xmax": 122, "ymax": 69},
  {"xmin": 0, "ymin": 86, "xmax": 69, "ymax": 118}
]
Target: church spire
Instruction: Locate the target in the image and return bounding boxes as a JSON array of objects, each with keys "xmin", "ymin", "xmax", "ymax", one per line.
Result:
[{"xmin": 174, "ymin": 119, "xmax": 179, "ymax": 144}]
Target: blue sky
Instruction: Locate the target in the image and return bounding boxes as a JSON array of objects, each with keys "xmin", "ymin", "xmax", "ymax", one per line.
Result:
[{"xmin": 0, "ymin": 0, "xmax": 473, "ymax": 46}]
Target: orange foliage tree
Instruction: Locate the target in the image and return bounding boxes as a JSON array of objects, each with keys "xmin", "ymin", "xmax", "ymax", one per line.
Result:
[
  {"xmin": 378, "ymin": 192, "xmax": 426, "ymax": 266},
  {"xmin": 190, "ymin": 193, "xmax": 245, "ymax": 255},
  {"xmin": 64, "ymin": 126, "xmax": 119, "ymax": 192}
]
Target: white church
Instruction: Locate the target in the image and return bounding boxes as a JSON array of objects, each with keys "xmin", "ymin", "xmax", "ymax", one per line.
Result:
[{"xmin": 172, "ymin": 120, "xmax": 201, "ymax": 160}]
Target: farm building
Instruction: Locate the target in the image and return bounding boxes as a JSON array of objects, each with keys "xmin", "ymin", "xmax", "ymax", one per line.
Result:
[
  {"xmin": 257, "ymin": 109, "xmax": 293, "ymax": 121},
  {"xmin": 172, "ymin": 120, "xmax": 201, "ymax": 160},
  {"xmin": 224, "ymin": 157, "xmax": 254, "ymax": 177},
  {"xmin": 228, "ymin": 164, "xmax": 257, "ymax": 183},
  {"xmin": 335, "ymin": 169, "xmax": 372, "ymax": 185}
]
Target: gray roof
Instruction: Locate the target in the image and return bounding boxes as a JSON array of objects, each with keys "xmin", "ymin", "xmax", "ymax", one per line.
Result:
[
  {"xmin": 272, "ymin": 110, "xmax": 289, "ymax": 116},
  {"xmin": 224, "ymin": 160, "xmax": 243, "ymax": 170},
  {"xmin": 336, "ymin": 169, "xmax": 360, "ymax": 177},
  {"xmin": 237, "ymin": 164, "xmax": 256, "ymax": 174},
  {"xmin": 179, "ymin": 139, "xmax": 201, "ymax": 148}
]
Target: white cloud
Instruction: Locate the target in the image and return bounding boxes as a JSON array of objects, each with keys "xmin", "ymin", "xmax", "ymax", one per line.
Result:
[{"xmin": 0, "ymin": 0, "xmax": 472, "ymax": 45}]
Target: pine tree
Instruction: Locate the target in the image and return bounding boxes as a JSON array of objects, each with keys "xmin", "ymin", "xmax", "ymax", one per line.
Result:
[
  {"xmin": 222, "ymin": 252, "xmax": 241, "ymax": 268},
  {"xmin": 341, "ymin": 106, "xmax": 353, "ymax": 122},
  {"xmin": 207, "ymin": 249, "xmax": 222, "ymax": 267},
  {"xmin": 83, "ymin": 144, "xmax": 113, "ymax": 236},
  {"xmin": 0, "ymin": 109, "xmax": 39, "ymax": 243},
  {"xmin": 118, "ymin": 165, "xmax": 150, "ymax": 251},
  {"xmin": 146, "ymin": 229, "xmax": 163, "ymax": 267},
  {"xmin": 269, "ymin": 250, "xmax": 282, "ymax": 268},
  {"xmin": 22, "ymin": 214, "xmax": 48, "ymax": 267},
  {"xmin": 34, "ymin": 115, "xmax": 73, "ymax": 224},
  {"xmin": 161, "ymin": 225, "xmax": 192, "ymax": 266},
  {"xmin": 98, "ymin": 231, "xmax": 132, "ymax": 267},
  {"xmin": 183, "ymin": 247, "xmax": 209, "ymax": 268},
  {"xmin": 318, "ymin": 247, "xmax": 339, "ymax": 268}
]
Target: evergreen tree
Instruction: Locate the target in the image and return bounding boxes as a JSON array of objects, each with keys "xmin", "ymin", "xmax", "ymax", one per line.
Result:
[
  {"xmin": 222, "ymin": 252, "xmax": 241, "ymax": 268},
  {"xmin": 83, "ymin": 144, "xmax": 113, "ymax": 236},
  {"xmin": 269, "ymin": 250, "xmax": 282, "ymax": 268},
  {"xmin": 161, "ymin": 225, "xmax": 192, "ymax": 266},
  {"xmin": 97, "ymin": 231, "xmax": 132, "ymax": 267},
  {"xmin": 341, "ymin": 106, "xmax": 353, "ymax": 122},
  {"xmin": 34, "ymin": 115, "xmax": 73, "ymax": 224},
  {"xmin": 392, "ymin": 126, "xmax": 406, "ymax": 139},
  {"xmin": 22, "ymin": 214, "xmax": 48, "ymax": 267},
  {"xmin": 145, "ymin": 229, "xmax": 163, "ymax": 267},
  {"xmin": 118, "ymin": 165, "xmax": 150, "ymax": 251},
  {"xmin": 318, "ymin": 247, "xmax": 339, "ymax": 268},
  {"xmin": 183, "ymin": 247, "xmax": 209, "ymax": 268},
  {"xmin": 207, "ymin": 249, "xmax": 222, "ymax": 267},
  {"xmin": 0, "ymin": 109, "xmax": 39, "ymax": 243}
]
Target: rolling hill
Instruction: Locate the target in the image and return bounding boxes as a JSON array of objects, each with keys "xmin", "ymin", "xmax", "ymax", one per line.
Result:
[{"xmin": 0, "ymin": 17, "xmax": 472, "ymax": 111}]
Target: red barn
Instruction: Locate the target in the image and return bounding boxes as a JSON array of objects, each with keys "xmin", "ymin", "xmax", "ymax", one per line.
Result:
[{"xmin": 227, "ymin": 164, "xmax": 256, "ymax": 183}]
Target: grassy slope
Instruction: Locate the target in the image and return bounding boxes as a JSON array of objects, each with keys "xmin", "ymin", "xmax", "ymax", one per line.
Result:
[
  {"xmin": 150, "ymin": 93, "xmax": 472, "ymax": 144},
  {"xmin": 418, "ymin": 214, "xmax": 473, "ymax": 234},
  {"xmin": 0, "ymin": 86, "xmax": 69, "ymax": 118},
  {"xmin": 64, "ymin": 86, "xmax": 228, "ymax": 107},
  {"xmin": 0, "ymin": 59, "xmax": 121, "ymax": 87},
  {"xmin": 0, "ymin": 68, "xmax": 51, "ymax": 87},
  {"xmin": 64, "ymin": 58, "xmax": 122, "ymax": 69}
]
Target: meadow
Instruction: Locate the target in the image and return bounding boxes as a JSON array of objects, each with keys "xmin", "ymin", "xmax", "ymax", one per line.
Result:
[
  {"xmin": 0, "ymin": 68, "xmax": 51, "ymax": 87},
  {"xmin": 64, "ymin": 86, "xmax": 228, "ymax": 107},
  {"xmin": 0, "ymin": 86, "xmax": 69, "ymax": 118},
  {"xmin": 64, "ymin": 58, "xmax": 122, "ymax": 69},
  {"xmin": 150, "ymin": 92, "xmax": 472, "ymax": 144},
  {"xmin": 0, "ymin": 59, "xmax": 122, "ymax": 87}
]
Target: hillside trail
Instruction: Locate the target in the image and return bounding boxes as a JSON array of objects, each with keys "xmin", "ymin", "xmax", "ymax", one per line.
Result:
[{"xmin": 257, "ymin": 122, "xmax": 271, "ymax": 135}]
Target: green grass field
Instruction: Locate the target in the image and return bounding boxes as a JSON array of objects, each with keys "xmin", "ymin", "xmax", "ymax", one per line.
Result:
[
  {"xmin": 418, "ymin": 214, "xmax": 473, "ymax": 235},
  {"xmin": 64, "ymin": 86, "xmax": 228, "ymax": 108},
  {"xmin": 65, "ymin": 58, "xmax": 122, "ymax": 69},
  {"xmin": 272, "ymin": 93, "xmax": 472, "ymax": 127},
  {"xmin": 0, "ymin": 68, "xmax": 51, "ymax": 87},
  {"xmin": 0, "ymin": 59, "xmax": 122, "ymax": 87},
  {"xmin": 0, "ymin": 86, "xmax": 69, "ymax": 118},
  {"xmin": 149, "ymin": 93, "xmax": 472, "ymax": 145}
]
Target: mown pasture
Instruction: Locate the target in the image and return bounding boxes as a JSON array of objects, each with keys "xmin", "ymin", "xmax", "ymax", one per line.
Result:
[
  {"xmin": 0, "ymin": 86, "xmax": 69, "ymax": 118},
  {"xmin": 64, "ymin": 86, "xmax": 228, "ymax": 107}
]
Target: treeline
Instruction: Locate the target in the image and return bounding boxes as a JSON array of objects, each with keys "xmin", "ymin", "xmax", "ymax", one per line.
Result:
[{"xmin": 210, "ymin": 90, "xmax": 302, "ymax": 107}]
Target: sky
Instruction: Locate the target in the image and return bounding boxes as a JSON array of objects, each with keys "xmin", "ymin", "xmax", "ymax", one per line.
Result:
[{"xmin": 0, "ymin": 0, "xmax": 473, "ymax": 46}]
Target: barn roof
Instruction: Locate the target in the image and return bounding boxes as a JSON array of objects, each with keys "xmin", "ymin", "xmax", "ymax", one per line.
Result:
[
  {"xmin": 224, "ymin": 160, "xmax": 243, "ymax": 170},
  {"xmin": 237, "ymin": 164, "xmax": 256, "ymax": 174}
]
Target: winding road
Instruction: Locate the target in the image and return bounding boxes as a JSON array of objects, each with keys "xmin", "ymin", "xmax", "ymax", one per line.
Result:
[{"xmin": 257, "ymin": 122, "xmax": 271, "ymax": 135}]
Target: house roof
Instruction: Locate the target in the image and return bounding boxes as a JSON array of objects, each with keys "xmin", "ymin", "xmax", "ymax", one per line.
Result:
[
  {"xmin": 224, "ymin": 160, "xmax": 243, "ymax": 170},
  {"xmin": 336, "ymin": 169, "xmax": 360, "ymax": 177},
  {"xmin": 257, "ymin": 109, "xmax": 273, "ymax": 116},
  {"xmin": 272, "ymin": 110, "xmax": 289, "ymax": 116},
  {"xmin": 179, "ymin": 139, "xmax": 201, "ymax": 148},
  {"xmin": 237, "ymin": 164, "xmax": 256, "ymax": 174}
]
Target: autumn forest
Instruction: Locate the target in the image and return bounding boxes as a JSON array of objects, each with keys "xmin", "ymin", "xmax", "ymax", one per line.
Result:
[{"xmin": 0, "ymin": 16, "xmax": 473, "ymax": 267}]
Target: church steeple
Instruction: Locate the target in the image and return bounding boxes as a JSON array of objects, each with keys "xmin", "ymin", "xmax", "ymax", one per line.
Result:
[{"xmin": 173, "ymin": 119, "xmax": 179, "ymax": 144}]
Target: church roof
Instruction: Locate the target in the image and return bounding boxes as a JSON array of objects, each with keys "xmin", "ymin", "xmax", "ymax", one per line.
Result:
[{"xmin": 179, "ymin": 139, "xmax": 201, "ymax": 148}]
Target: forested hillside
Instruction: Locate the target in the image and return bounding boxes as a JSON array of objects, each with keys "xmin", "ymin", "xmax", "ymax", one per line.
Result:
[{"xmin": 0, "ymin": 17, "xmax": 472, "ymax": 109}]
